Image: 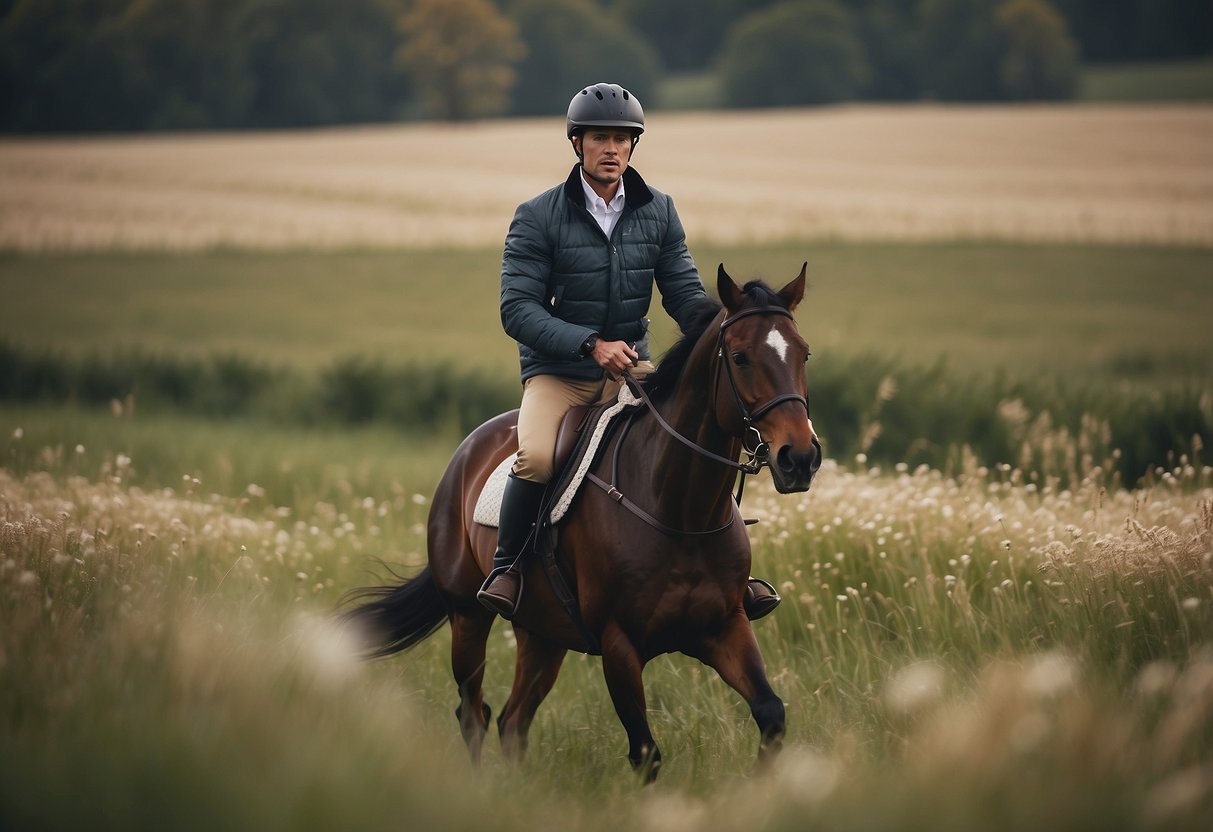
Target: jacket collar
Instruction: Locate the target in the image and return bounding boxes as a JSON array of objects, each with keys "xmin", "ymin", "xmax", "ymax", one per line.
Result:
[{"xmin": 563, "ymin": 164, "xmax": 654, "ymax": 212}]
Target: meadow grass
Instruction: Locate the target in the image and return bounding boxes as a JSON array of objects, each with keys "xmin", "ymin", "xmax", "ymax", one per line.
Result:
[
  {"xmin": 1, "ymin": 402, "xmax": 1211, "ymax": 830},
  {"xmin": 1080, "ymin": 57, "xmax": 1213, "ymax": 102},
  {"xmin": 2, "ymin": 242, "xmax": 1211, "ymax": 381}
]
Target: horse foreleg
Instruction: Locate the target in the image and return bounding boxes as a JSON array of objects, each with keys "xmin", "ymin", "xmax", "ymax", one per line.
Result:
[
  {"xmin": 601, "ymin": 620, "xmax": 661, "ymax": 782},
  {"xmin": 450, "ymin": 608, "xmax": 495, "ymax": 765},
  {"xmin": 497, "ymin": 627, "xmax": 567, "ymax": 762},
  {"xmin": 692, "ymin": 614, "xmax": 785, "ymax": 765}
]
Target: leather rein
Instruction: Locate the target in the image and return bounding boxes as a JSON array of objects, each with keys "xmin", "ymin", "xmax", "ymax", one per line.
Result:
[{"xmin": 587, "ymin": 305, "xmax": 809, "ymax": 536}]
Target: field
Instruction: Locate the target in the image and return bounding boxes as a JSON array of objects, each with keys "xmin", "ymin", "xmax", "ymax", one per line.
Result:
[
  {"xmin": 2, "ymin": 106, "xmax": 1212, "ymax": 830},
  {"xmin": 3, "ymin": 105, "xmax": 1212, "ymax": 250}
]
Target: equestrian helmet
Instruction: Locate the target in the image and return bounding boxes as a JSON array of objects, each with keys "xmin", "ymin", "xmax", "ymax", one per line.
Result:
[{"xmin": 566, "ymin": 83, "xmax": 645, "ymax": 138}]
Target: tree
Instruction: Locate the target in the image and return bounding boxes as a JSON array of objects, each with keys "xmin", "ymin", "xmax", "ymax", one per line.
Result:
[
  {"xmin": 396, "ymin": 0, "xmax": 525, "ymax": 121},
  {"xmin": 996, "ymin": 0, "xmax": 1079, "ymax": 100},
  {"xmin": 614, "ymin": 0, "xmax": 758, "ymax": 72},
  {"xmin": 506, "ymin": 0, "xmax": 658, "ymax": 117},
  {"xmin": 718, "ymin": 0, "xmax": 870, "ymax": 108},
  {"xmin": 240, "ymin": 0, "xmax": 408, "ymax": 128},
  {"xmin": 852, "ymin": 0, "xmax": 923, "ymax": 100},
  {"xmin": 1054, "ymin": 0, "xmax": 1213, "ymax": 62},
  {"xmin": 917, "ymin": 0, "xmax": 1004, "ymax": 100}
]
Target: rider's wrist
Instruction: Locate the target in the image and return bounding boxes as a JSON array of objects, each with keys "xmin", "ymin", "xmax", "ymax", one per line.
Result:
[{"xmin": 580, "ymin": 333, "xmax": 599, "ymax": 357}]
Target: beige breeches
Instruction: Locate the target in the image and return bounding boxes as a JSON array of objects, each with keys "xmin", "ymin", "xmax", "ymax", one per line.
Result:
[{"xmin": 513, "ymin": 362, "xmax": 654, "ymax": 483}]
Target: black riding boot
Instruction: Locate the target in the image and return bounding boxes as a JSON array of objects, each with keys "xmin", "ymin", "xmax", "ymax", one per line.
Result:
[
  {"xmin": 476, "ymin": 473, "xmax": 546, "ymax": 619},
  {"xmin": 744, "ymin": 577, "xmax": 782, "ymax": 620}
]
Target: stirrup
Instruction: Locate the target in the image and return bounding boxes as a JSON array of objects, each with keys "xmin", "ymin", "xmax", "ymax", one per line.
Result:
[
  {"xmin": 476, "ymin": 562, "xmax": 524, "ymax": 620},
  {"xmin": 744, "ymin": 577, "xmax": 781, "ymax": 621}
]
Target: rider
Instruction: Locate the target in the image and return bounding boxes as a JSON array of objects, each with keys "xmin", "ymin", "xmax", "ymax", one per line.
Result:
[{"xmin": 477, "ymin": 82, "xmax": 781, "ymax": 621}]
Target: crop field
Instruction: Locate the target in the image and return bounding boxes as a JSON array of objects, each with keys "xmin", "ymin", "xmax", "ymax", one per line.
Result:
[
  {"xmin": 2, "ymin": 104, "xmax": 1212, "ymax": 251},
  {"xmin": 2, "ymin": 105, "xmax": 1212, "ymax": 830}
]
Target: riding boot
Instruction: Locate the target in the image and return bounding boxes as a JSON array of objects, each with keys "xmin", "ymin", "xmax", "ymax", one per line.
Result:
[
  {"xmin": 744, "ymin": 577, "xmax": 781, "ymax": 621},
  {"xmin": 476, "ymin": 473, "xmax": 547, "ymax": 619}
]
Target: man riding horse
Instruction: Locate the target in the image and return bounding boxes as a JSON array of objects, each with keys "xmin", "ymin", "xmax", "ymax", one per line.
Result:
[{"xmin": 477, "ymin": 82, "xmax": 781, "ymax": 621}]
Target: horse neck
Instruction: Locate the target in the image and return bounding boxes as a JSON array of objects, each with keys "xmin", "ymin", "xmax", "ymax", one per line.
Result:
[{"xmin": 639, "ymin": 316, "xmax": 740, "ymax": 527}]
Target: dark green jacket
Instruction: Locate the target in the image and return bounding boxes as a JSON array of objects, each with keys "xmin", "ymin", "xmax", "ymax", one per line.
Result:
[{"xmin": 501, "ymin": 164, "xmax": 707, "ymax": 383}]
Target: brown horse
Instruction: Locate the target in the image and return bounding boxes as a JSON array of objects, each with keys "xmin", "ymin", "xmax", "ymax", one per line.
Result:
[{"xmin": 343, "ymin": 264, "xmax": 821, "ymax": 780}]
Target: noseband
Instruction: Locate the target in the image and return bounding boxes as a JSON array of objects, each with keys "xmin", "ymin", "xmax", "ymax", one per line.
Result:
[{"xmin": 714, "ymin": 306, "xmax": 810, "ymax": 473}]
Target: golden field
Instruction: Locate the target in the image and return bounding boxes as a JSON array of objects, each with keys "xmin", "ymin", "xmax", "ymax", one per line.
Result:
[{"xmin": 2, "ymin": 104, "xmax": 1212, "ymax": 251}]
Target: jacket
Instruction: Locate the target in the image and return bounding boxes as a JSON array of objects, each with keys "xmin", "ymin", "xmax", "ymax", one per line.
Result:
[{"xmin": 500, "ymin": 164, "xmax": 707, "ymax": 383}]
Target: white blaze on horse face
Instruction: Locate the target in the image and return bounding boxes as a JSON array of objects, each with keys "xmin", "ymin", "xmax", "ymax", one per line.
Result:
[{"xmin": 764, "ymin": 327, "xmax": 790, "ymax": 364}]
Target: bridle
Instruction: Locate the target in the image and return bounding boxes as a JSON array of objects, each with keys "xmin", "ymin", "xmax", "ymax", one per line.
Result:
[
  {"xmin": 594, "ymin": 305, "xmax": 809, "ymax": 536},
  {"xmin": 713, "ymin": 305, "xmax": 810, "ymax": 474},
  {"xmin": 623, "ymin": 304, "xmax": 808, "ymax": 477}
]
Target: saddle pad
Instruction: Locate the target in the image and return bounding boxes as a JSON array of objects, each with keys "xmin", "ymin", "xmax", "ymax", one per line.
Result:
[
  {"xmin": 472, "ymin": 453, "xmax": 517, "ymax": 528},
  {"xmin": 471, "ymin": 383, "xmax": 642, "ymax": 528}
]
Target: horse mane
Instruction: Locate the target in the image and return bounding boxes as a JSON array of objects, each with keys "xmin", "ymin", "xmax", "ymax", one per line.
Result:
[{"xmin": 641, "ymin": 280, "xmax": 785, "ymax": 403}]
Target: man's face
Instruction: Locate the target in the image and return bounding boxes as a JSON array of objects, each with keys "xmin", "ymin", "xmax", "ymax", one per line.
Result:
[{"xmin": 573, "ymin": 129, "xmax": 634, "ymax": 193}]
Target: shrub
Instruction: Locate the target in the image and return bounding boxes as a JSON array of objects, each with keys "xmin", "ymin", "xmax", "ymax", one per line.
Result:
[
  {"xmin": 997, "ymin": 0, "xmax": 1081, "ymax": 100},
  {"xmin": 719, "ymin": 0, "xmax": 870, "ymax": 108}
]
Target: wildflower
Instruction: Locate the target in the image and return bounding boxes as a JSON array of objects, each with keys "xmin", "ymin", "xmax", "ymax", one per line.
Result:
[
  {"xmin": 884, "ymin": 661, "xmax": 946, "ymax": 716},
  {"xmin": 11, "ymin": 427, "xmax": 23, "ymax": 439},
  {"xmin": 1023, "ymin": 651, "xmax": 1077, "ymax": 698},
  {"xmin": 773, "ymin": 747, "xmax": 839, "ymax": 805},
  {"xmin": 1181, "ymin": 597, "xmax": 1200, "ymax": 612},
  {"xmin": 246, "ymin": 483, "xmax": 266, "ymax": 498}
]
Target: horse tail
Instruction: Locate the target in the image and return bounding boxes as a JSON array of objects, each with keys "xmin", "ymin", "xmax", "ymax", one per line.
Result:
[{"xmin": 340, "ymin": 566, "xmax": 448, "ymax": 658}]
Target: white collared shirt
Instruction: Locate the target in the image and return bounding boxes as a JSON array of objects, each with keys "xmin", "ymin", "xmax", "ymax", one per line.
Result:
[{"xmin": 580, "ymin": 169, "xmax": 626, "ymax": 237}]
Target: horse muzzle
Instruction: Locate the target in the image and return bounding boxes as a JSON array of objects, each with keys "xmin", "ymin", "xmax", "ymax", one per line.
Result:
[{"xmin": 769, "ymin": 436, "xmax": 822, "ymax": 493}]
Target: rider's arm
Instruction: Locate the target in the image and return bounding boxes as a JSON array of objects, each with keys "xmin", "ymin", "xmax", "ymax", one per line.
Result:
[{"xmin": 500, "ymin": 201, "xmax": 596, "ymax": 360}]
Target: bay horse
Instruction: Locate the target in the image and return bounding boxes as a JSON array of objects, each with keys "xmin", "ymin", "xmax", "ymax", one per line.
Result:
[{"xmin": 343, "ymin": 264, "xmax": 821, "ymax": 781}]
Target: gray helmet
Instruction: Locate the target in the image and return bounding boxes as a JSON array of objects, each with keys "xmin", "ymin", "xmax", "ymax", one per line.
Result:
[{"xmin": 566, "ymin": 83, "xmax": 645, "ymax": 138}]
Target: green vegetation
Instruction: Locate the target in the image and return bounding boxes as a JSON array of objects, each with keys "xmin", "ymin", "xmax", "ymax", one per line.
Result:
[
  {"xmin": 2, "ymin": 237, "xmax": 1210, "ymax": 828},
  {"xmin": 719, "ymin": 1, "xmax": 870, "ymax": 107},
  {"xmin": 5, "ymin": 0, "xmax": 1210, "ymax": 131},
  {"xmin": 1, "ymin": 403, "xmax": 1210, "ymax": 830},
  {"xmin": 4, "ymin": 243, "xmax": 1211, "ymax": 378},
  {"xmin": 2, "ymin": 244, "xmax": 1210, "ymax": 486},
  {"xmin": 1080, "ymin": 56, "xmax": 1213, "ymax": 101}
]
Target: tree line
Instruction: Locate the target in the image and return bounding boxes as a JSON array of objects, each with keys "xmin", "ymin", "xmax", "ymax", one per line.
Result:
[{"xmin": 2, "ymin": 0, "xmax": 1210, "ymax": 132}]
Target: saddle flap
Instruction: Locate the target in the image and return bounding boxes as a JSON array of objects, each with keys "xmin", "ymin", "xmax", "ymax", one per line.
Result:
[{"xmin": 553, "ymin": 404, "xmax": 595, "ymax": 475}]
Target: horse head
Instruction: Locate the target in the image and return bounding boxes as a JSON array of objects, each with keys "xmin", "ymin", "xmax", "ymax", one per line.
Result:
[{"xmin": 715, "ymin": 263, "xmax": 822, "ymax": 493}]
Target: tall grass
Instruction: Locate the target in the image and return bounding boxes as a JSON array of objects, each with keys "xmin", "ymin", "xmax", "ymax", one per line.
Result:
[
  {"xmin": 2, "ymin": 342, "xmax": 1208, "ymax": 488},
  {"xmin": 1, "ymin": 409, "xmax": 1211, "ymax": 830}
]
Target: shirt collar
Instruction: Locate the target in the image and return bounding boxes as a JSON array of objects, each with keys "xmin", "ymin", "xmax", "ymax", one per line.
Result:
[{"xmin": 580, "ymin": 168, "xmax": 626, "ymax": 214}]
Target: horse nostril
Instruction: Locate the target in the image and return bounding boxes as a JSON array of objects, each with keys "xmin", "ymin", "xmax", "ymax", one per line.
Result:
[{"xmin": 776, "ymin": 445, "xmax": 797, "ymax": 474}]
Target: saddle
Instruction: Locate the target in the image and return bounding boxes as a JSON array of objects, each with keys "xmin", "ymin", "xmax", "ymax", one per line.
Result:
[
  {"xmin": 472, "ymin": 385, "xmax": 642, "ymax": 528},
  {"xmin": 472, "ymin": 389, "xmax": 642, "ymax": 655}
]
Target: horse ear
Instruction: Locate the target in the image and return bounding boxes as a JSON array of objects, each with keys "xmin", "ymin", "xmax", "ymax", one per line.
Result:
[
  {"xmin": 717, "ymin": 264, "xmax": 744, "ymax": 312},
  {"xmin": 777, "ymin": 262, "xmax": 807, "ymax": 311}
]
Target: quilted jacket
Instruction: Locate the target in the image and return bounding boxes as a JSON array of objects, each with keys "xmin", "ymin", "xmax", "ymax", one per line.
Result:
[{"xmin": 500, "ymin": 164, "xmax": 707, "ymax": 383}]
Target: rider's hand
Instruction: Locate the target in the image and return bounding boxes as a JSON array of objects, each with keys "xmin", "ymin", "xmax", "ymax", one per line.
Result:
[{"xmin": 591, "ymin": 339, "xmax": 639, "ymax": 378}]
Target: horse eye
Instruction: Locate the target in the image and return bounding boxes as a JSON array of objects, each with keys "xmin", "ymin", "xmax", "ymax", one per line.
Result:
[{"xmin": 731, "ymin": 351, "xmax": 749, "ymax": 367}]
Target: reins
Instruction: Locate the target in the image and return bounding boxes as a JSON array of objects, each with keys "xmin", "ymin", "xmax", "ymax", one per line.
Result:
[{"xmin": 587, "ymin": 305, "xmax": 808, "ymax": 537}]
